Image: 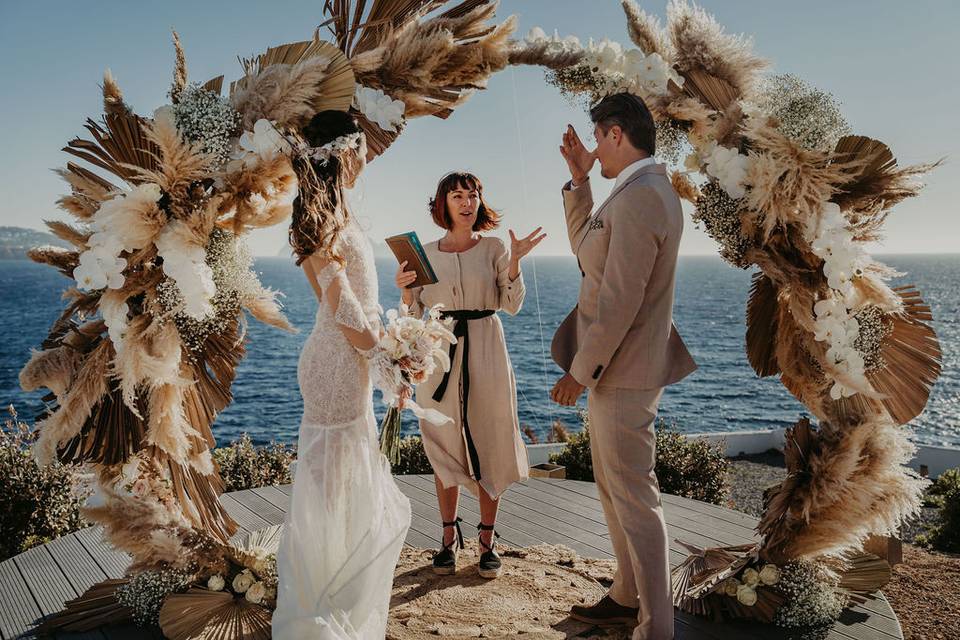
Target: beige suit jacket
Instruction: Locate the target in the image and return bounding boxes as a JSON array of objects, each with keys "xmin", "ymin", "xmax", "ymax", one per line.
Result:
[{"xmin": 551, "ymin": 163, "xmax": 697, "ymax": 389}]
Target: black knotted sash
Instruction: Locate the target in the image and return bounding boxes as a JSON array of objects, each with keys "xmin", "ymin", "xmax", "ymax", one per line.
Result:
[{"xmin": 432, "ymin": 309, "xmax": 495, "ymax": 481}]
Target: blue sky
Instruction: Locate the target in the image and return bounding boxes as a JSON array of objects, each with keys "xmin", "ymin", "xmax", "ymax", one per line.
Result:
[{"xmin": 1, "ymin": 1, "xmax": 957, "ymax": 256}]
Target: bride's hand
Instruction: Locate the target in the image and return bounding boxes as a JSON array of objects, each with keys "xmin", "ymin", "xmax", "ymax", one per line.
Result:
[
  {"xmin": 509, "ymin": 227, "xmax": 546, "ymax": 261},
  {"xmin": 559, "ymin": 124, "xmax": 595, "ymax": 186}
]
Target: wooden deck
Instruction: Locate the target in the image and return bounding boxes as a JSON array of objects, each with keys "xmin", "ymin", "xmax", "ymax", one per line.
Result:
[{"xmin": 0, "ymin": 476, "xmax": 902, "ymax": 639}]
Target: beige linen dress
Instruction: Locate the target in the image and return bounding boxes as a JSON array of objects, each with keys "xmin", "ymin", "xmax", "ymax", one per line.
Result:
[{"xmin": 408, "ymin": 235, "xmax": 529, "ymax": 499}]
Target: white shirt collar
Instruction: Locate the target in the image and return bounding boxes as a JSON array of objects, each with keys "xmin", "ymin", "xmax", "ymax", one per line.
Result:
[{"xmin": 613, "ymin": 156, "xmax": 657, "ymax": 191}]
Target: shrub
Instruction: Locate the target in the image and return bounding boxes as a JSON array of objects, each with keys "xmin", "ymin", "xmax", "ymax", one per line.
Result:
[
  {"xmin": 392, "ymin": 436, "xmax": 433, "ymax": 475},
  {"xmin": 549, "ymin": 412, "xmax": 729, "ymax": 505},
  {"xmin": 921, "ymin": 468, "xmax": 960, "ymax": 554},
  {"xmin": 212, "ymin": 434, "xmax": 295, "ymax": 492},
  {"xmin": 924, "ymin": 467, "xmax": 960, "ymax": 508},
  {"xmin": 0, "ymin": 406, "xmax": 88, "ymax": 561}
]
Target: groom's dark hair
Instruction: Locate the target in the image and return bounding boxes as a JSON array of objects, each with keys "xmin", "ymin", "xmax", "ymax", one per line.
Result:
[{"xmin": 590, "ymin": 93, "xmax": 656, "ymax": 156}]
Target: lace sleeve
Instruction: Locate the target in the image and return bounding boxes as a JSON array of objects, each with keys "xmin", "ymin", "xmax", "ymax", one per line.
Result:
[{"xmin": 316, "ymin": 262, "xmax": 377, "ymax": 349}]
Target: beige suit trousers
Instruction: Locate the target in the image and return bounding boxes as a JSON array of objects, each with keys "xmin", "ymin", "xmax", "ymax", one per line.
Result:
[{"xmin": 587, "ymin": 384, "xmax": 672, "ymax": 640}]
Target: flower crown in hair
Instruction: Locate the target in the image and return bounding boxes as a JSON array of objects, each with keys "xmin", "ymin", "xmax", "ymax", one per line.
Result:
[{"xmin": 299, "ymin": 131, "xmax": 365, "ymax": 166}]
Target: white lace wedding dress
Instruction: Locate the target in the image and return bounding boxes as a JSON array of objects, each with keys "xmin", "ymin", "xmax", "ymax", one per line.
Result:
[{"xmin": 273, "ymin": 219, "xmax": 411, "ymax": 639}]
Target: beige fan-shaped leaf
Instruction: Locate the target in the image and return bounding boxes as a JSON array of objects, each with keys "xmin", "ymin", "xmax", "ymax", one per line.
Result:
[
  {"xmin": 835, "ymin": 552, "xmax": 892, "ymax": 593},
  {"xmin": 202, "ymin": 75, "xmax": 225, "ymax": 95},
  {"xmin": 681, "ymin": 68, "xmax": 738, "ymax": 113},
  {"xmin": 242, "ymin": 524, "xmax": 284, "ymax": 557},
  {"xmin": 231, "ymin": 40, "xmax": 355, "ymax": 114},
  {"xmin": 160, "ymin": 588, "xmax": 272, "ymax": 640},
  {"xmin": 866, "ymin": 286, "xmax": 942, "ymax": 425},
  {"xmin": 36, "ymin": 578, "xmax": 132, "ymax": 633},
  {"xmin": 745, "ymin": 272, "xmax": 780, "ymax": 377}
]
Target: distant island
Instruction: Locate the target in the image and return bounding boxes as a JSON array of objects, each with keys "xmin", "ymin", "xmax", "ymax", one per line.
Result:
[{"xmin": 0, "ymin": 226, "xmax": 70, "ymax": 260}]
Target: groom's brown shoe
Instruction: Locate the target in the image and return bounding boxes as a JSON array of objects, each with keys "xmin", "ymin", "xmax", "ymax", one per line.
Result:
[{"xmin": 570, "ymin": 594, "xmax": 639, "ymax": 625}]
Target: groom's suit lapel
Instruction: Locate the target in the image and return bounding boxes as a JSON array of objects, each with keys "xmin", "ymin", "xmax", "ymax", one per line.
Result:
[{"xmin": 574, "ymin": 163, "xmax": 664, "ymax": 257}]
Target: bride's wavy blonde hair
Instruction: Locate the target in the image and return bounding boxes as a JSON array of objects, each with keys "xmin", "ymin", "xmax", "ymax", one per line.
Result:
[{"xmin": 288, "ymin": 110, "xmax": 365, "ymax": 266}]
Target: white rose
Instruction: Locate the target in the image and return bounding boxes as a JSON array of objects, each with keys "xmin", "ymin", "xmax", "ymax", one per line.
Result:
[
  {"xmin": 742, "ymin": 567, "xmax": 760, "ymax": 587},
  {"xmin": 759, "ymin": 564, "xmax": 780, "ymax": 586},
  {"xmin": 245, "ymin": 581, "xmax": 266, "ymax": 604},
  {"xmin": 207, "ymin": 574, "xmax": 226, "ymax": 591},
  {"xmin": 723, "ymin": 578, "xmax": 741, "ymax": 597},
  {"xmin": 736, "ymin": 583, "xmax": 758, "ymax": 606},
  {"xmin": 232, "ymin": 570, "xmax": 256, "ymax": 594}
]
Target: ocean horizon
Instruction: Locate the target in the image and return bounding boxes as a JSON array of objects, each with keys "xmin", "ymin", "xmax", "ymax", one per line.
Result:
[{"xmin": 2, "ymin": 252, "xmax": 957, "ymax": 449}]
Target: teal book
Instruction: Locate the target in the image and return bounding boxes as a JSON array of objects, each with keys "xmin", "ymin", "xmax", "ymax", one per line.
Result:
[{"xmin": 385, "ymin": 231, "xmax": 438, "ymax": 288}]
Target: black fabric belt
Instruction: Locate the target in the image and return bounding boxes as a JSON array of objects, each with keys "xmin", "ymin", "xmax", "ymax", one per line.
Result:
[{"xmin": 432, "ymin": 309, "xmax": 495, "ymax": 481}]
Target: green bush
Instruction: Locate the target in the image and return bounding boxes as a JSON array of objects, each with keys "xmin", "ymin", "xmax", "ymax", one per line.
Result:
[
  {"xmin": 0, "ymin": 406, "xmax": 88, "ymax": 561},
  {"xmin": 921, "ymin": 468, "xmax": 960, "ymax": 553},
  {"xmin": 391, "ymin": 436, "xmax": 434, "ymax": 475},
  {"xmin": 549, "ymin": 412, "xmax": 729, "ymax": 505},
  {"xmin": 924, "ymin": 467, "xmax": 960, "ymax": 508},
  {"xmin": 212, "ymin": 434, "xmax": 295, "ymax": 492}
]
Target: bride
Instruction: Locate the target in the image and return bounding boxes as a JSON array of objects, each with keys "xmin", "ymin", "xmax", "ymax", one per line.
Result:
[{"xmin": 272, "ymin": 110, "xmax": 411, "ymax": 638}]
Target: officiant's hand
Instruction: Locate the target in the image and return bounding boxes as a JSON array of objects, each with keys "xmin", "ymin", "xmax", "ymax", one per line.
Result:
[
  {"xmin": 550, "ymin": 372, "xmax": 585, "ymax": 406},
  {"xmin": 559, "ymin": 125, "xmax": 596, "ymax": 186},
  {"xmin": 395, "ymin": 260, "xmax": 417, "ymax": 289},
  {"xmin": 509, "ymin": 227, "xmax": 546, "ymax": 261}
]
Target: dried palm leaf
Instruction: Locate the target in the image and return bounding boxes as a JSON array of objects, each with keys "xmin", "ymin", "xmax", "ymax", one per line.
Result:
[
  {"xmin": 745, "ymin": 272, "xmax": 780, "ymax": 377},
  {"xmin": 832, "ymin": 552, "xmax": 892, "ymax": 593},
  {"xmin": 156, "ymin": 447, "xmax": 237, "ymax": 543},
  {"xmin": 354, "ymin": 109, "xmax": 401, "ymax": 160},
  {"xmin": 242, "ymin": 524, "xmax": 284, "ymax": 557},
  {"xmin": 58, "ymin": 382, "xmax": 148, "ymax": 466},
  {"xmin": 36, "ymin": 578, "xmax": 132, "ymax": 633},
  {"xmin": 866, "ymin": 286, "xmax": 942, "ymax": 425},
  {"xmin": 101, "ymin": 69, "xmax": 130, "ymax": 117},
  {"xmin": 64, "ymin": 114, "xmax": 161, "ymax": 186},
  {"xmin": 681, "ymin": 67, "xmax": 738, "ymax": 113},
  {"xmin": 202, "ymin": 75, "xmax": 225, "ymax": 95},
  {"xmin": 160, "ymin": 588, "xmax": 273, "ymax": 640},
  {"xmin": 171, "ymin": 30, "xmax": 189, "ymax": 104},
  {"xmin": 325, "ymin": 0, "xmax": 446, "ymax": 56}
]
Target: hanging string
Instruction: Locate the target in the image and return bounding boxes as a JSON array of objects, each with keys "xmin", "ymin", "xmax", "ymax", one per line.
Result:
[{"xmin": 509, "ymin": 66, "xmax": 557, "ymax": 439}]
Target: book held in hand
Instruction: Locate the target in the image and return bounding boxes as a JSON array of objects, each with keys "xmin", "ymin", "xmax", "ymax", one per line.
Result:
[{"xmin": 385, "ymin": 231, "xmax": 438, "ymax": 288}]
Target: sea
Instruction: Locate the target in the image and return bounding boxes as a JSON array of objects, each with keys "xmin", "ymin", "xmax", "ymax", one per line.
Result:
[{"xmin": 2, "ymin": 254, "xmax": 957, "ymax": 448}]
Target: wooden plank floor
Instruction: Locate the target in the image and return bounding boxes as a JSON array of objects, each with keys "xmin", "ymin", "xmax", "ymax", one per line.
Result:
[{"xmin": 0, "ymin": 477, "xmax": 902, "ymax": 640}]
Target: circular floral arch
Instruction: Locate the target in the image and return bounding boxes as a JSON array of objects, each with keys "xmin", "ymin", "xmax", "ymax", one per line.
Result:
[{"xmin": 23, "ymin": 0, "xmax": 941, "ymax": 634}]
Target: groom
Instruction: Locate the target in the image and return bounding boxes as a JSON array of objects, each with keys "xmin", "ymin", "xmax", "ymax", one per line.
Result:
[{"xmin": 549, "ymin": 92, "xmax": 696, "ymax": 640}]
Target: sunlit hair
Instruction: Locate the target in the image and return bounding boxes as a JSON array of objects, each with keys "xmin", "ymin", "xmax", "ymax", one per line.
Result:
[
  {"xmin": 429, "ymin": 172, "xmax": 501, "ymax": 231},
  {"xmin": 288, "ymin": 110, "xmax": 365, "ymax": 266}
]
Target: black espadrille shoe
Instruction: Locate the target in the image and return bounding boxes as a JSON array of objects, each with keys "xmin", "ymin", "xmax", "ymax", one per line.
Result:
[
  {"xmin": 477, "ymin": 522, "xmax": 501, "ymax": 579},
  {"xmin": 432, "ymin": 517, "xmax": 464, "ymax": 575}
]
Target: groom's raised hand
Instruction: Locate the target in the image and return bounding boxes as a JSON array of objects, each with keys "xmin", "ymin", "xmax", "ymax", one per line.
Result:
[{"xmin": 559, "ymin": 125, "xmax": 595, "ymax": 187}]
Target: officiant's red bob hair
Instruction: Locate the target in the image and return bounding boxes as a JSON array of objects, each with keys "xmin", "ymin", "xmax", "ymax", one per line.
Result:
[{"xmin": 429, "ymin": 172, "xmax": 501, "ymax": 231}]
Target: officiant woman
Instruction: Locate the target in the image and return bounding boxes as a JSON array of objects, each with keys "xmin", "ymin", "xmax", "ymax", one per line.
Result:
[{"xmin": 394, "ymin": 171, "xmax": 544, "ymax": 579}]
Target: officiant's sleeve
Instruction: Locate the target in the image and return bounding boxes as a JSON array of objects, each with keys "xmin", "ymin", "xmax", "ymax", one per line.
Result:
[
  {"xmin": 494, "ymin": 238, "xmax": 525, "ymax": 315},
  {"xmin": 405, "ymin": 285, "xmax": 425, "ymax": 318},
  {"xmin": 562, "ymin": 178, "xmax": 594, "ymax": 253},
  {"xmin": 569, "ymin": 187, "xmax": 666, "ymax": 388}
]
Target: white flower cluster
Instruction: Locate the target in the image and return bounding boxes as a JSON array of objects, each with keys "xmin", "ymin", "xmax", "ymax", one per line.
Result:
[
  {"xmin": 154, "ymin": 221, "xmax": 216, "ymax": 320},
  {"xmin": 805, "ymin": 202, "xmax": 871, "ymax": 399},
  {"xmin": 74, "ymin": 183, "xmax": 163, "ymax": 291},
  {"xmin": 353, "ymin": 86, "xmax": 405, "ymax": 132},
  {"xmin": 692, "ymin": 142, "xmax": 752, "ymax": 199},
  {"xmin": 370, "ymin": 303, "xmax": 457, "ymax": 425},
  {"xmin": 205, "ymin": 569, "xmax": 275, "ymax": 605},
  {"xmin": 171, "ymin": 84, "xmax": 242, "ymax": 165},
  {"xmin": 228, "ymin": 118, "xmax": 291, "ymax": 172},
  {"xmin": 526, "ymin": 27, "xmax": 683, "ymax": 99},
  {"xmin": 301, "ymin": 131, "xmax": 365, "ymax": 166},
  {"xmin": 722, "ymin": 563, "xmax": 780, "ymax": 607},
  {"xmin": 774, "ymin": 560, "xmax": 848, "ymax": 628}
]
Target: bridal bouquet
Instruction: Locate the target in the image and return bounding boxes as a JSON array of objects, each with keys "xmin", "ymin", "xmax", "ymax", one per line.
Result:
[{"xmin": 371, "ymin": 303, "xmax": 457, "ymax": 465}]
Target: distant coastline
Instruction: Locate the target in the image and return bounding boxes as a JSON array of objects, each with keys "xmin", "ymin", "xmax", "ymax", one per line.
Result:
[{"xmin": 0, "ymin": 226, "xmax": 69, "ymax": 260}]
